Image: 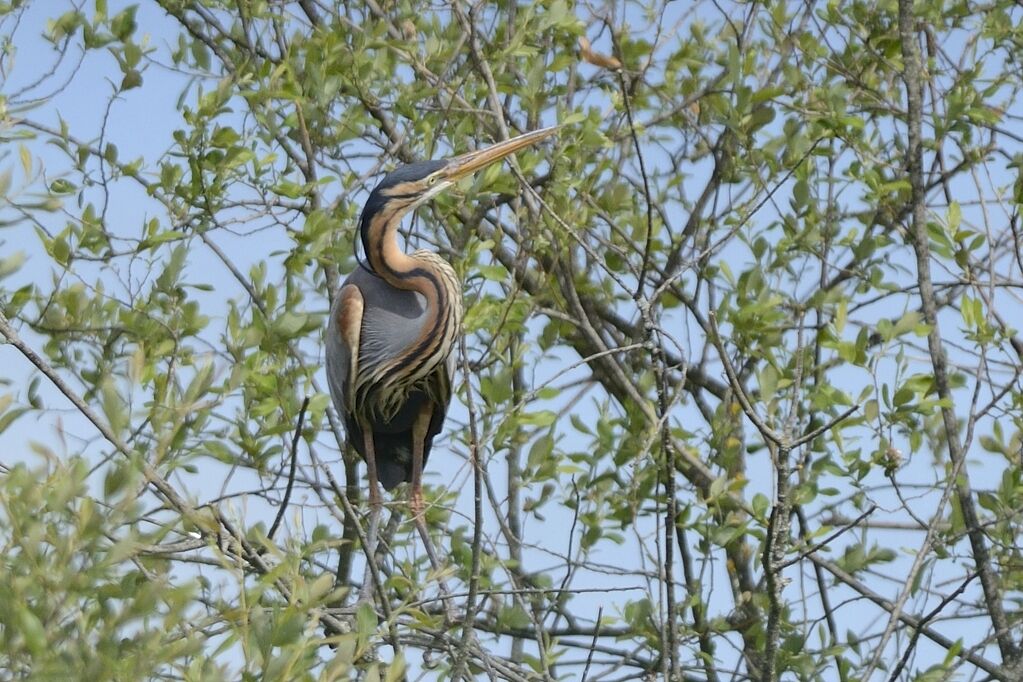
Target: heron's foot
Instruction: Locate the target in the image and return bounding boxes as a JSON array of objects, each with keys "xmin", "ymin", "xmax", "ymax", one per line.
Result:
[
  {"xmin": 367, "ymin": 486, "xmax": 383, "ymax": 515},
  {"xmin": 409, "ymin": 487, "xmax": 426, "ymax": 523}
]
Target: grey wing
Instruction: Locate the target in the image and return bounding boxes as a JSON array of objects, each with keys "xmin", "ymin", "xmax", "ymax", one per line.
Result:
[
  {"xmin": 326, "ymin": 284, "xmax": 363, "ymax": 418},
  {"xmin": 347, "ymin": 266, "xmax": 429, "ymax": 375},
  {"xmin": 326, "ymin": 267, "xmax": 429, "ymax": 414}
]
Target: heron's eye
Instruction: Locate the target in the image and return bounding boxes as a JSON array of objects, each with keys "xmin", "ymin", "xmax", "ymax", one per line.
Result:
[{"xmin": 427, "ymin": 175, "xmax": 439, "ymax": 186}]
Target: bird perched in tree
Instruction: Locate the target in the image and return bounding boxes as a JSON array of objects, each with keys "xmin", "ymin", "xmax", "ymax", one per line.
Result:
[{"xmin": 326, "ymin": 127, "xmax": 557, "ymax": 524}]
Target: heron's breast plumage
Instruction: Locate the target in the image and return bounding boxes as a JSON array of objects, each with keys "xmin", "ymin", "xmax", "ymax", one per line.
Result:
[{"xmin": 333, "ymin": 251, "xmax": 461, "ymax": 423}]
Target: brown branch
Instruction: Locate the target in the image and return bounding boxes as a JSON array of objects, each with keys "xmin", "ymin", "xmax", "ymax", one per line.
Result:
[
  {"xmin": 452, "ymin": 335, "xmax": 491, "ymax": 682},
  {"xmin": 811, "ymin": 553, "xmax": 1005, "ymax": 677},
  {"xmin": 886, "ymin": 572, "xmax": 980, "ymax": 682},
  {"xmin": 895, "ymin": 0, "xmax": 1018, "ymax": 670}
]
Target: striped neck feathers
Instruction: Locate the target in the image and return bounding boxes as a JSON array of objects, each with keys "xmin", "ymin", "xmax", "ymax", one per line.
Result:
[{"xmin": 361, "ymin": 204, "xmax": 442, "ymax": 294}]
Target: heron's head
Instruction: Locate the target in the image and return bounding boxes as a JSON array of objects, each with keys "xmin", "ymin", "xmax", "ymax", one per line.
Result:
[{"xmin": 360, "ymin": 126, "xmax": 559, "ymax": 226}]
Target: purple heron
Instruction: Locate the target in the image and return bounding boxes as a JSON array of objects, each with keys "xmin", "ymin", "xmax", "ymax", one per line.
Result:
[{"xmin": 326, "ymin": 127, "xmax": 557, "ymax": 521}]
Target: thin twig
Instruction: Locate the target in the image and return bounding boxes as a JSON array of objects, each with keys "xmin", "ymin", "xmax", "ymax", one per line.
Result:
[
  {"xmin": 781, "ymin": 504, "xmax": 876, "ymax": 569},
  {"xmin": 580, "ymin": 606, "xmax": 604, "ymax": 681},
  {"xmin": 452, "ymin": 335, "xmax": 494, "ymax": 681},
  {"xmin": 268, "ymin": 396, "xmax": 309, "ymax": 541},
  {"xmin": 887, "ymin": 572, "xmax": 979, "ymax": 682},
  {"xmin": 707, "ymin": 309, "xmax": 783, "ymax": 446}
]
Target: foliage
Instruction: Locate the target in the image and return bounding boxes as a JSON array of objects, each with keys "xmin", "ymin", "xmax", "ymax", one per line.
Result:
[{"xmin": 2, "ymin": 0, "xmax": 1023, "ymax": 679}]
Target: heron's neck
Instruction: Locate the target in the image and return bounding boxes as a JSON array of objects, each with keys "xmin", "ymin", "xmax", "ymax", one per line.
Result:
[
  {"xmin": 399, "ymin": 247, "xmax": 464, "ymax": 388},
  {"xmin": 363, "ymin": 207, "xmax": 439, "ymax": 294},
  {"xmin": 360, "ymin": 206, "xmax": 463, "ymax": 383}
]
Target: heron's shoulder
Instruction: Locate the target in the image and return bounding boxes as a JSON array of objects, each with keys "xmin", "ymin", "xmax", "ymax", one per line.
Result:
[
  {"xmin": 341, "ymin": 266, "xmax": 427, "ymax": 317},
  {"xmin": 341, "ymin": 263, "xmax": 381, "ymax": 287}
]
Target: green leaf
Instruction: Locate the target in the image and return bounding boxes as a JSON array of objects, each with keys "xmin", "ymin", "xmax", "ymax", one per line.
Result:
[
  {"xmin": 947, "ymin": 201, "xmax": 961, "ymax": 231},
  {"xmin": 892, "ymin": 386, "xmax": 914, "ymax": 407},
  {"xmin": 120, "ymin": 68, "xmax": 142, "ymax": 90},
  {"xmin": 496, "ymin": 604, "xmax": 531, "ymax": 630},
  {"xmin": 748, "ymin": 104, "xmax": 776, "ymax": 132},
  {"xmin": 100, "ymin": 378, "xmax": 127, "ymax": 435},
  {"xmin": 19, "ymin": 144, "xmax": 32, "ymax": 176},
  {"xmin": 17, "ymin": 609, "xmax": 47, "ymax": 656},
  {"xmin": 273, "ymin": 312, "xmax": 309, "ymax": 337},
  {"xmin": 110, "ymin": 6, "xmax": 137, "ymax": 40},
  {"xmin": 0, "ymin": 251, "xmax": 26, "ymax": 280},
  {"xmin": 191, "ymin": 38, "xmax": 211, "ymax": 70}
]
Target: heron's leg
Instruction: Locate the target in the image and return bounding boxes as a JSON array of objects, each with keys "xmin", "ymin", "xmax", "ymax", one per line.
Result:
[
  {"xmin": 363, "ymin": 427, "xmax": 382, "ymax": 513},
  {"xmin": 407, "ymin": 403, "xmax": 458, "ymax": 624},
  {"xmin": 409, "ymin": 402, "xmax": 433, "ymax": 521},
  {"xmin": 359, "ymin": 423, "xmax": 383, "ymax": 604}
]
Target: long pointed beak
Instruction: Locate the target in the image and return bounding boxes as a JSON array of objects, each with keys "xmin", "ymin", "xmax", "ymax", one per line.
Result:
[{"xmin": 442, "ymin": 126, "xmax": 559, "ymax": 181}]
